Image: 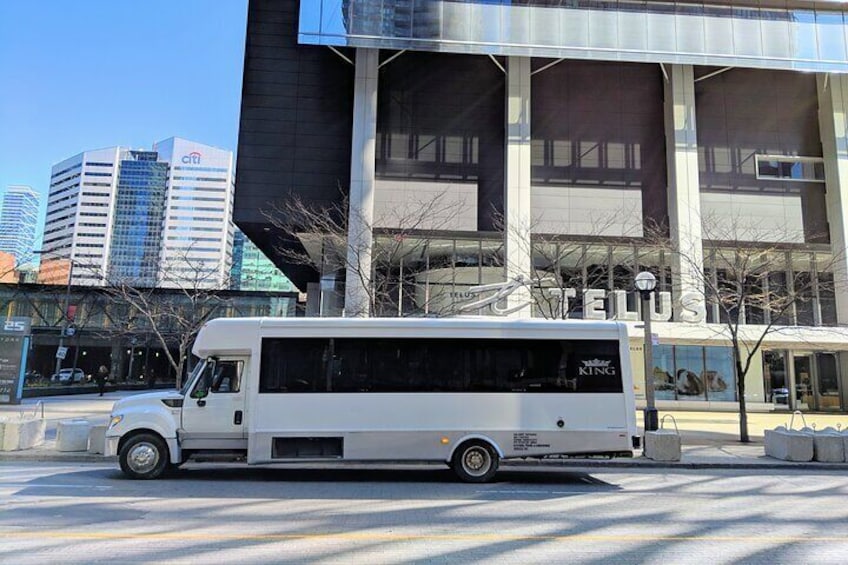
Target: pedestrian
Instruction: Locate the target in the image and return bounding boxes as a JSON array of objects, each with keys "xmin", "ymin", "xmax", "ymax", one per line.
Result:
[{"xmin": 96, "ymin": 365, "xmax": 109, "ymax": 397}]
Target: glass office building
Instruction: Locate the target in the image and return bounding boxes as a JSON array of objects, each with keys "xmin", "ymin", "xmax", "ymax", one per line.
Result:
[
  {"xmin": 108, "ymin": 151, "xmax": 169, "ymax": 286},
  {"xmin": 41, "ymin": 138, "xmax": 235, "ymax": 289},
  {"xmin": 0, "ymin": 185, "xmax": 40, "ymax": 268},
  {"xmin": 231, "ymin": 230, "xmax": 294, "ymax": 292},
  {"xmin": 234, "ymin": 1, "xmax": 848, "ymax": 412}
]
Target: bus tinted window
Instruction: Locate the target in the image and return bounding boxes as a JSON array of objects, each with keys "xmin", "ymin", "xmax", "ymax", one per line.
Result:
[
  {"xmin": 259, "ymin": 338, "xmax": 329, "ymax": 393},
  {"xmin": 259, "ymin": 338, "xmax": 623, "ymax": 394}
]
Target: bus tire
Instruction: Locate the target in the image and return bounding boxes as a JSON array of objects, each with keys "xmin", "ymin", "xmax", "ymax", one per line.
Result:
[
  {"xmin": 119, "ymin": 433, "xmax": 169, "ymax": 480},
  {"xmin": 452, "ymin": 440, "xmax": 499, "ymax": 483}
]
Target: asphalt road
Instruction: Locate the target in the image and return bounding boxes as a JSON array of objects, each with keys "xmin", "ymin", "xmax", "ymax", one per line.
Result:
[{"xmin": 1, "ymin": 462, "xmax": 846, "ymax": 564}]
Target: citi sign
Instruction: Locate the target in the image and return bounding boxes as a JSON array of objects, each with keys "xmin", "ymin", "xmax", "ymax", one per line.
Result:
[{"xmin": 181, "ymin": 152, "xmax": 202, "ymax": 165}]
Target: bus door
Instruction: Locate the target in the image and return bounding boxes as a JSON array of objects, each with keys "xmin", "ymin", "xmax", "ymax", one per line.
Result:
[{"xmin": 181, "ymin": 358, "xmax": 248, "ymax": 450}]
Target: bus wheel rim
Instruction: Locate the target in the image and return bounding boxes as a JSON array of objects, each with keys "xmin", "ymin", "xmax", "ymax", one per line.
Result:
[
  {"xmin": 128, "ymin": 442, "xmax": 159, "ymax": 474},
  {"xmin": 463, "ymin": 447, "xmax": 490, "ymax": 476}
]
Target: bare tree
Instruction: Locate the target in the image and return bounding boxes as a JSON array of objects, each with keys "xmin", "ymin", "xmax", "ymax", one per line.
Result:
[
  {"xmin": 265, "ymin": 188, "xmax": 470, "ymax": 317},
  {"xmin": 491, "ymin": 208, "xmax": 647, "ymax": 319},
  {"xmin": 648, "ymin": 212, "xmax": 844, "ymax": 442},
  {"xmin": 101, "ymin": 248, "xmax": 231, "ymax": 388}
]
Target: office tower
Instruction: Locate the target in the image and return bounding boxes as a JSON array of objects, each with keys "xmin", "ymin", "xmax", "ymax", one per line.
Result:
[
  {"xmin": 236, "ymin": 1, "xmax": 848, "ymax": 411},
  {"xmin": 0, "ymin": 185, "xmax": 41, "ymax": 268},
  {"xmin": 40, "ymin": 138, "xmax": 234, "ymax": 288}
]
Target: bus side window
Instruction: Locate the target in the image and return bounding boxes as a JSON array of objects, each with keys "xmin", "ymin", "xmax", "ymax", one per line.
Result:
[{"xmin": 211, "ymin": 361, "xmax": 243, "ymax": 393}]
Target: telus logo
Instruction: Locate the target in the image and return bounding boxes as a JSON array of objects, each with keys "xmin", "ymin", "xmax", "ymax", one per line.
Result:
[
  {"xmin": 181, "ymin": 152, "xmax": 202, "ymax": 165},
  {"xmin": 578, "ymin": 359, "xmax": 617, "ymax": 377}
]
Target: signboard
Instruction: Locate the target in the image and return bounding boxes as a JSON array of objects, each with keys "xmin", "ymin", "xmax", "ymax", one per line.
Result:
[
  {"xmin": 0, "ymin": 317, "xmax": 31, "ymax": 405},
  {"xmin": 55, "ymin": 346, "xmax": 69, "ymax": 360}
]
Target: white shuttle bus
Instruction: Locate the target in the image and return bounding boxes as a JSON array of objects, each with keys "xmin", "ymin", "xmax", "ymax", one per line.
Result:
[{"xmin": 106, "ymin": 317, "xmax": 638, "ymax": 482}]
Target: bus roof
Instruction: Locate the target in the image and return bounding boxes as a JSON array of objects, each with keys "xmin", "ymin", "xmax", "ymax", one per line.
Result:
[{"xmin": 192, "ymin": 317, "xmax": 628, "ymax": 358}]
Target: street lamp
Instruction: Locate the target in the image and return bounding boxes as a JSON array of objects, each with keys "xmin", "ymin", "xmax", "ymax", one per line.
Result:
[
  {"xmin": 34, "ymin": 249, "xmax": 75, "ymax": 376},
  {"xmin": 634, "ymin": 271, "xmax": 658, "ymax": 432}
]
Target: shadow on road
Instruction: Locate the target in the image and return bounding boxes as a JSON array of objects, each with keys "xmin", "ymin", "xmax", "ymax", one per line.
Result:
[{"xmin": 10, "ymin": 465, "xmax": 622, "ymax": 501}]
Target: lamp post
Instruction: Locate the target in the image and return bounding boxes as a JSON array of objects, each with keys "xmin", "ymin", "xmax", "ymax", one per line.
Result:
[
  {"xmin": 34, "ymin": 250, "xmax": 75, "ymax": 376},
  {"xmin": 635, "ymin": 271, "xmax": 658, "ymax": 432}
]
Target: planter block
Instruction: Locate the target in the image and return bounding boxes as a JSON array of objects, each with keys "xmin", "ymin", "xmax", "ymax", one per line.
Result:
[
  {"xmin": 0, "ymin": 418, "xmax": 46, "ymax": 451},
  {"xmin": 56, "ymin": 419, "xmax": 92, "ymax": 452},
  {"xmin": 813, "ymin": 428, "xmax": 844, "ymax": 463},
  {"xmin": 644, "ymin": 430, "xmax": 681, "ymax": 462},
  {"xmin": 87, "ymin": 424, "xmax": 108, "ymax": 454}
]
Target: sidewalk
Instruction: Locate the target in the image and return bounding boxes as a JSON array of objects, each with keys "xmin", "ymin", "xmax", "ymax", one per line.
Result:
[{"xmin": 2, "ymin": 392, "xmax": 847, "ymax": 469}]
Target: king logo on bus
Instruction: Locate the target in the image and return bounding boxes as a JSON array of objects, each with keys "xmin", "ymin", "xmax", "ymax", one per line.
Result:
[{"xmin": 579, "ymin": 359, "xmax": 616, "ymax": 377}]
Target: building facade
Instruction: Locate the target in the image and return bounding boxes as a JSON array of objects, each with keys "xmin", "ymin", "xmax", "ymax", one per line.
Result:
[
  {"xmin": 0, "ymin": 185, "xmax": 41, "ymax": 269},
  {"xmin": 40, "ymin": 138, "xmax": 235, "ymax": 289},
  {"xmin": 231, "ymin": 229, "xmax": 294, "ymax": 292},
  {"xmin": 234, "ymin": 1, "xmax": 848, "ymax": 413}
]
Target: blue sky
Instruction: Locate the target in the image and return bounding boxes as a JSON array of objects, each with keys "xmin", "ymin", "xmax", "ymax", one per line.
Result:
[{"xmin": 0, "ymin": 0, "xmax": 249, "ymax": 242}]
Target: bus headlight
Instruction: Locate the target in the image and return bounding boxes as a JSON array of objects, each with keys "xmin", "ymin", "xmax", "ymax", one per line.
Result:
[{"xmin": 108, "ymin": 415, "xmax": 124, "ymax": 429}]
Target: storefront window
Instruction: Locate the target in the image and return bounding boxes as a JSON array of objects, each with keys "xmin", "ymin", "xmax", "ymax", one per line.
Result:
[
  {"xmin": 652, "ymin": 345, "xmax": 676, "ymax": 401},
  {"xmin": 703, "ymin": 346, "xmax": 735, "ymax": 401},
  {"xmin": 674, "ymin": 345, "xmax": 707, "ymax": 401}
]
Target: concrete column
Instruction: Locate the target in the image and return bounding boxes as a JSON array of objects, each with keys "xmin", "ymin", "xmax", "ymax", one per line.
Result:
[
  {"xmin": 664, "ymin": 64, "xmax": 705, "ymax": 321},
  {"xmin": 817, "ymin": 73, "xmax": 848, "ymax": 324},
  {"xmin": 344, "ymin": 48, "xmax": 379, "ymax": 317},
  {"xmin": 504, "ymin": 56, "xmax": 533, "ymax": 317}
]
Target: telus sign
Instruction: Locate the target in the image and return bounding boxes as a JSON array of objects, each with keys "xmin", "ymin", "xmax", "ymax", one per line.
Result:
[
  {"xmin": 453, "ymin": 280, "xmax": 707, "ymax": 323},
  {"xmin": 181, "ymin": 152, "xmax": 202, "ymax": 165}
]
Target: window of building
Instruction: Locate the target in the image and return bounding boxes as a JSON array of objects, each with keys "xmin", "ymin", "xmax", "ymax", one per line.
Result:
[
  {"xmin": 650, "ymin": 344, "xmax": 737, "ymax": 402},
  {"xmin": 755, "ymin": 155, "xmax": 825, "ymax": 183}
]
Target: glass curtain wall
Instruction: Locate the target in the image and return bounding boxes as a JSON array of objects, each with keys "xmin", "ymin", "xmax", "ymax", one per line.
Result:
[{"xmin": 703, "ymin": 247, "xmax": 837, "ymax": 327}]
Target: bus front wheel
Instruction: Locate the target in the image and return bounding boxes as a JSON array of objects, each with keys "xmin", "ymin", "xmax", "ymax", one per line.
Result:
[
  {"xmin": 119, "ymin": 433, "xmax": 169, "ymax": 480},
  {"xmin": 452, "ymin": 440, "xmax": 498, "ymax": 483}
]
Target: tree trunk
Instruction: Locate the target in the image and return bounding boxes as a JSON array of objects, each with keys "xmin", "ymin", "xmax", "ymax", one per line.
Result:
[{"xmin": 734, "ymin": 349, "xmax": 750, "ymax": 443}]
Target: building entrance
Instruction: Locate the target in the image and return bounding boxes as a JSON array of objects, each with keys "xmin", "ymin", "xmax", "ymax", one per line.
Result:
[{"xmin": 793, "ymin": 353, "xmax": 842, "ymax": 412}]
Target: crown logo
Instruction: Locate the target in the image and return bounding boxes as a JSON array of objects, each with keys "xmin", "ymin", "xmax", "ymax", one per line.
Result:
[{"xmin": 582, "ymin": 359, "xmax": 611, "ymax": 368}]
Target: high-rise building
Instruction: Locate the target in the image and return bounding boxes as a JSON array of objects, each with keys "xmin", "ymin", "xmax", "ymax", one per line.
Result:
[
  {"xmin": 40, "ymin": 146, "xmax": 122, "ymax": 285},
  {"xmin": 153, "ymin": 137, "xmax": 235, "ymax": 289},
  {"xmin": 108, "ymin": 151, "xmax": 169, "ymax": 287},
  {"xmin": 39, "ymin": 138, "xmax": 234, "ymax": 289},
  {"xmin": 0, "ymin": 185, "xmax": 40, "ymax": 268},
  {"xmin": 231, "ymin": 230, "xmax": 293, "ymax": 292},
  {"xmin": 236, "ymin": 1, "xmax": 848, "ymax": 413}
]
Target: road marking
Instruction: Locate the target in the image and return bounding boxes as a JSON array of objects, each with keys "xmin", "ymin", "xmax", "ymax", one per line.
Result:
[
  {"xmin": 0, "ymin": 483, "xmax": 112, "ymax": 489},
  {"xmin": 2, "ymin": 531, "xmax": 846, "ymax": 544}
]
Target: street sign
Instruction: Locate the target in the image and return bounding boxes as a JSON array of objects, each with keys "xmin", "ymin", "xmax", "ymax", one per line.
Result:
[
  {"xmin": 55, "ymin": 346, "xmax": 69, "ymax": 360},
  {"xmin": 651, "ymin": 333, "xmax": 660, "ymax": 346},
  {"xmin": 64, "ymin": 325, "xmax": 76, "ymax": 337},
  {"xmin": 0, "ymin": 317, "xmax": 32, "ymax": 405}
]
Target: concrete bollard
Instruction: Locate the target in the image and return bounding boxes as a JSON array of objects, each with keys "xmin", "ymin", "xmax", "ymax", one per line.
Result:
[
  {"xmin": 56, "ymin": 419, "xmax": 93, "ymax": 452},
  {"xmin": 87, "ymin": 424, "xmax": 108, "ymax": 455},
  {"xmin": 813, "ymin": 427, "xmax": 844, "ymax": 463},
  {"xmin": 842, "ymin": 429, "xmax": 848, "ymax": 463},
  {"xmin": 644, "ymin": 415, "xmax": 681, "ymax": 462},
  {"xmin": 764, "ymin": 427, "xmax": 814, "ymax": 462},
  {"xmin": 764, "ymin": 411, "xmax": 815, "ymax": 462},
  {"xmin": 0, "ymin": 418, "xmax": 46, "ymax": 451}
]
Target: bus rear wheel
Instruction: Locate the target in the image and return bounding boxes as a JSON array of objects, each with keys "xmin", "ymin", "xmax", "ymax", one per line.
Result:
[{"xmin": 452, "ymin": 440, "xmax": 498, "ymax": 483}]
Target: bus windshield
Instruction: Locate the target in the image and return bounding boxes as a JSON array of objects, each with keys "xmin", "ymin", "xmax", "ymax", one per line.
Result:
[{"xmin": 180, "ymin": 360, "xmax": 207, "ymax": 396}]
